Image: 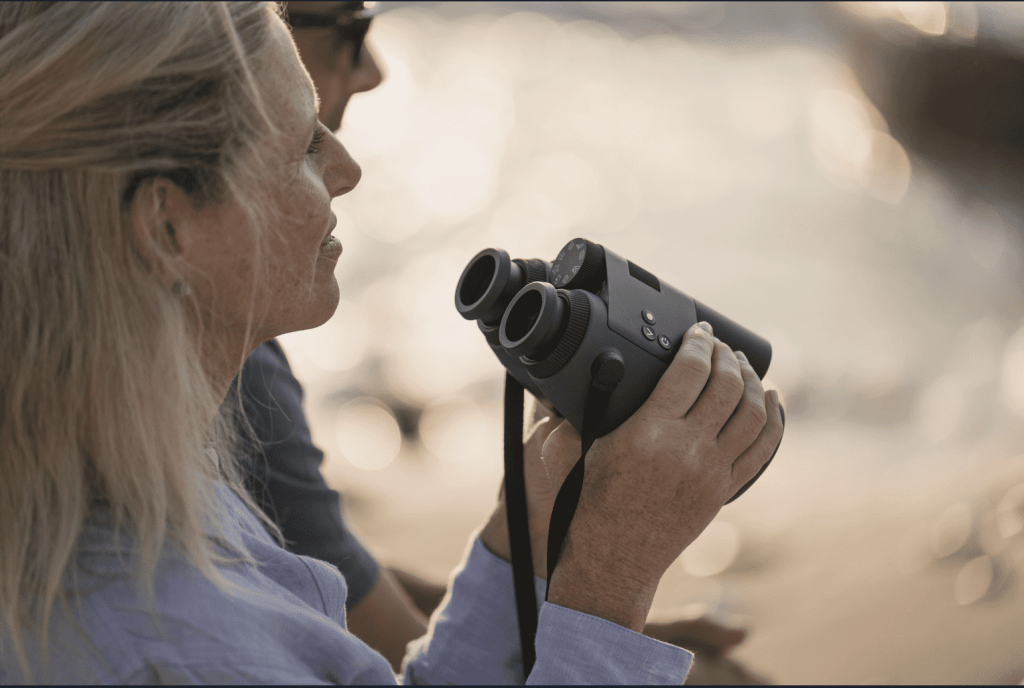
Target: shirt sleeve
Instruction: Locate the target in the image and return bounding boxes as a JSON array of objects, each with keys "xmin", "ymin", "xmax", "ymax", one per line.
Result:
[
  {"xmin": 234, "ymin": 339, "xmax": 380, "ymax": 609},
  {"xmin": 402, "ymin": 537, "xmax": 692, "ymax": 685}
]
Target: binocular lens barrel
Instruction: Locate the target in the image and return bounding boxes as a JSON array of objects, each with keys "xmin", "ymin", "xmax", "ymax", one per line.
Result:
[
  {"xmin": 456, "ymin": 248, "xmax": 520, "ymax": 325},
  {"xmin": 456, "ymin": 249, "xmax": 554, "ymax": 326},
  {"xmin": 458, "ymin": 252, "xmax": 498, "ymax": 307},
  {"xmin": 499, "ymin": 283, "xmax": 567, "ymax": 359},
  {"xmin": 693, "ymin": 300, "xmax": 772, "ymax": 380}
]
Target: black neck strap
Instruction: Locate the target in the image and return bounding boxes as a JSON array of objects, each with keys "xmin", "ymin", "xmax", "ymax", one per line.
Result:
[
  {"xmin": 502, "ymin": 374, "xmax": 537, "ymax": 674},
  {"xmin": 504, "ymin": 373, "xmax": 617, "ymax": 678}
]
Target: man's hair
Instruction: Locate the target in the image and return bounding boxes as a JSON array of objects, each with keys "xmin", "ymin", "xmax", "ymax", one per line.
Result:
[{"xmin": 0, "ymin": 2, "xmax": 288, "ymax": 679}]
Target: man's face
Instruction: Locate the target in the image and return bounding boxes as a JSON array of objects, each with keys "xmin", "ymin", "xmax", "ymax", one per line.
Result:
[{"xmin": 287, "ymin": 1, "xmax": 383, "ymax": 132}]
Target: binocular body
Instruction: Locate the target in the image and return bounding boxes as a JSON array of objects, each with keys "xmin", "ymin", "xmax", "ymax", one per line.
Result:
[{"xmin": 456, "ymin": 238, "xmax": 773, "ymax": 438}]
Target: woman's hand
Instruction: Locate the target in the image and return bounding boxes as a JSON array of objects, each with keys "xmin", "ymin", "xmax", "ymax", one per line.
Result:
[
  {"xmin": 544, "ymin": 321, "xmax": 783, "ymax": 632},
  {"xmin": 479, "ymin": 395, "xmax": 563, "ymax": 578}
]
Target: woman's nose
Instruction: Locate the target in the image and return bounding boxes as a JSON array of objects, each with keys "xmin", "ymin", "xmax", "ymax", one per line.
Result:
[{"xmin": 326, "ymin": 139, "xmax": 362, "ymax": 198}]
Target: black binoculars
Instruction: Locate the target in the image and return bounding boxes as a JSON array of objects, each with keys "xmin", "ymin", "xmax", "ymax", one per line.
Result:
[{"xmin": 456, "ymin": 237, "xmax": 775, "ymax": 439}]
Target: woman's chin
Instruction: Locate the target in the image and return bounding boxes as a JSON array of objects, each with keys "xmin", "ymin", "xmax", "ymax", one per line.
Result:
[
  {"xmin": 306, "ymin": 281, "xmax": 342, "ymax": 330},
  {"xmin": 269, "ymin": 280, "xmax": 342, "ymax": 339}
]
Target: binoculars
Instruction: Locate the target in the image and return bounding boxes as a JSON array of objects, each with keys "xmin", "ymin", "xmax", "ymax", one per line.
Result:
[{"xmin": 456, "ymin": 237, "xmax": 775, "ymax": 440}]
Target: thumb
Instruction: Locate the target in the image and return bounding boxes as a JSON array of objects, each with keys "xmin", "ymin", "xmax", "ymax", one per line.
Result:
[{"xmin": 540, "ymin": 420, "xmax": 582, "ymax": 492}]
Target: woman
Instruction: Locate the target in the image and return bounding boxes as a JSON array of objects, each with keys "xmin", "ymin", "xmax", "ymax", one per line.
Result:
[{"xmin": 0, "ymin": 2, "xmax": 783, "ymax": 683}]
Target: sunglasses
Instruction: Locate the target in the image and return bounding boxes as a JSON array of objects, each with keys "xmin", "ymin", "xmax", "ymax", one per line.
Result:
[{"xmin": 286, "ymin": 3, "xmax": 376, "ymax": 66}]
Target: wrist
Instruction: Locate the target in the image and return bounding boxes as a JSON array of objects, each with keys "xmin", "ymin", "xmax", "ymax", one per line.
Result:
[
  {"xmin": 479, "ymin": 501, "xmax": 512, "ymax": 563},
  {"xmin": 546, "ymin": 531, "xmax": 656, "ymax": 634},
  {"xmin": 479, "ymin": 499, "xmax": 549, "ymax": 579}
]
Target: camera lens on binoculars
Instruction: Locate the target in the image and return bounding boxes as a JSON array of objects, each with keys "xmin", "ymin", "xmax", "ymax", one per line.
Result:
[{"xmin": 500, "ymin": 283, "xmax": 568, "ymax": 359}]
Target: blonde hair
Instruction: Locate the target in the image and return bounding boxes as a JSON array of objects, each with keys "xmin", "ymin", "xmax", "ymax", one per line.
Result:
[{"xmin": 0, "ymin": 1, "xmax": 290, "ymax": 679}]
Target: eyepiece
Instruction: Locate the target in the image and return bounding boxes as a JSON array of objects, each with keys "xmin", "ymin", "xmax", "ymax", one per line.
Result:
[
  {"xmin": 458, "ymin": 252, "xmax": 498, "ymax": 308},
  {"xmin": 456, "ymin": 248, "xmax": 521, "ymax": 324},
  {"xmin": 500, "ymin": 283, "xmax": 567, "ymax": 359}
]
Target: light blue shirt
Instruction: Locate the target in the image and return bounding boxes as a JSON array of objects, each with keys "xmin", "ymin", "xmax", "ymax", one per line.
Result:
[{"xmin": 3, "ymin": 484, "xmax": 692, "ymax": 684}]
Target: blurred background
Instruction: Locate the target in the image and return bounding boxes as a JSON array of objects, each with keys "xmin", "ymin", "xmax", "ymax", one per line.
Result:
[{"xmin": 278, "ymin": 2, "xmax": 1024, "ymax": 683}]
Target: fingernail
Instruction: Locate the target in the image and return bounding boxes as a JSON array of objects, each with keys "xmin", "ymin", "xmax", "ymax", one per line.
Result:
[
  {"xmin": 735, "ymin": 350, "xmax": 748, "ymax": 363},
  {"xmin": 768, "ymin": 389, "xmax": 779, "ymax": 405},
  {"xmin": 698, "ymin": 321, "xmax": 713, "ymax": 335}
]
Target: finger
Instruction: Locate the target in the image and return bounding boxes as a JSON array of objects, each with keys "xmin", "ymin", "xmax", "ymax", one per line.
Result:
[
  {"xmin": 730, "ymin": 389, "xmax": 783, "ymax": 490},
  {"xmin": 643, "ymin": 321, "xmax": 715, "ymax": 418},
  {"xmin": 540, "ymin": 419, "xmax": 581, "ymax": 491},
  {"xmin": 526, "ymin": 414, "xmax": 560, "ymax": 450},
  {"xmin": 684, "ymin": 617, "xmax": 748, "ymax": 656},
  {"xmin": 525, "ymin": 415, "xmax": 562, "ymax": 486},
  {"xmin": 716, "ymin": 350, "xmax": 768, "ymax": 455},
  {"xmin": 685, "ymin": 338, "xmax": 745, "ymax": 432}
]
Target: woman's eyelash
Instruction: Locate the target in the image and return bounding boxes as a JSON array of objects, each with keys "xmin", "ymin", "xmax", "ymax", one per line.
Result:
[{"xmin": 307, "ymin": 129, "xmax": 326, "ymax": 155}]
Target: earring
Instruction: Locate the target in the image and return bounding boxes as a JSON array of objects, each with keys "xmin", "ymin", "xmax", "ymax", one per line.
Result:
[{"xmin": 172, "ymin": 280, "xmax": 192, "ymax": 297}]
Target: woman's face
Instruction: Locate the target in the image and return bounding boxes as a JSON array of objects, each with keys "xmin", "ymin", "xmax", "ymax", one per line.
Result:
[{"xmin": 176, "ymin": 14, "xmax": 360, "ymax": 350}]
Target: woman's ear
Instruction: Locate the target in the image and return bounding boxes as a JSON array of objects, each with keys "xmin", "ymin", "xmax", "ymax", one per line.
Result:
[{"xmin": 129, "ymin": 177, "xmax": 191, "ymax": 291}]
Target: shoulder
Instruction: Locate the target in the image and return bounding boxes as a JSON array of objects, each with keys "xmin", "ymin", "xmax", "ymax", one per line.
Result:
[{"xmin": 55, "ymin": 525, "xmax": 367, "ymax": 682}]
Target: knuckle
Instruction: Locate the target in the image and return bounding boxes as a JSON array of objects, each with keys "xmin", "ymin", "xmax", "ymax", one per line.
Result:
[
  {"xmin": 676, "ymin": 349, "xmax": 712, "ymax": 380},
  {"xmin": 746, "ymin": 398, "xmax": 768, "ymax": 428},
  {"xmin": 718, "ymin": 365, "xmax": 745, "ymax": 399},
  {"xmin": 617, "ymin": 413, "xmax": 663, "ymax": 455}
]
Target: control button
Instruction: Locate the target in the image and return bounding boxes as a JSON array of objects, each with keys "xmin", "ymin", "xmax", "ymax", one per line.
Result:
[
  {"xmin": 642, "ymin": 325, "xmax": 656, "ymax": 341},
  {"xmin": 642, "ymin": 309, "xmax": 656, "ymax": 325},
  {"xmin": 658, "ymin": 334, "xmax": 672, "ymax": 350}
]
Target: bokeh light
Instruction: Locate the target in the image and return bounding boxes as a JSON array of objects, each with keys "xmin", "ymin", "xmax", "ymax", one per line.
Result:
[
  {"xmin": 809, "ymin": 86, "xmax": 911, "ymax": 202},
  {"xmin": 930, "ymin": 502, "xmax": 972, "ymax": 559},
  {"xmin": 1000, "ymin": 324, "xmax": 1024, "ymax": 420},
  {"xmin": 419, "ymin": 397, "xmax": 502, "ymax": 466},
  {"xmin": 277, "ymin": 299, "xmax": 368, "ymax": 379},
  {"xmin": 334, "ymin": 399, "xmax": 403, "ymax": 471},
  {"xmin": 839, "ymin": 2, "xmax": 950, "ymax": 36},
  {"xmin": 954, "ymin": 554, "xmax": 993, "ymax": 605},
  {"xmin": 996, "ymin": 482, "xmax": 1024, "ymax": 539}
]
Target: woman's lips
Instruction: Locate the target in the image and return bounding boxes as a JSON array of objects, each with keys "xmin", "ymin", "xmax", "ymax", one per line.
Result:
[
  {"xmin": 322, "ymin": 214, "xmax": 338, "ymax": 243},
  {"xmin": 319, "ymin": 234, "xmax": 342, "ymax": 258},
  {"xmin": 319, "ymin": 214, "xmax": 342, "ymax": 258}
]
